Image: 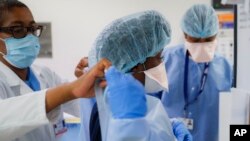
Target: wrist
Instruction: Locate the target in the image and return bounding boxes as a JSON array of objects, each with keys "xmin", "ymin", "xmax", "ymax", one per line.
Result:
[
  {"xmin": 64, "ymin": 82, "xmax": 78, "ymax": 100},
  {"xmin": 45, "ymin": 83, "xmax": 77, "ymax": 113}
]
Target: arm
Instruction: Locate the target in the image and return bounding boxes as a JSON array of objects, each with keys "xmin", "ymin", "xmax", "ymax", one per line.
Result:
[
  {"xmin": 45, "ymin": 58, "xmax": 111, "ymax": 113},
  {"xmin": 0, "ymin": 90, "xmax": 49, "ymax": 141},
  {"xmin": 0, "ymin": 58, "xmax": 111, "ymax": 140},
  {"xmin": 104, "ymin": 67, "xmax": 176, "ymax": 141}
]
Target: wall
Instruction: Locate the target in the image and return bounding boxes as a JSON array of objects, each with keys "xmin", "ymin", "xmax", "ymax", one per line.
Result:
[
  {"xmin": 21, "ymin": 0, "xmax": 211, "ymax": 81},
  {"xmin": 236, "ymin": 3, "xmax": 250, "ymax": 91}
]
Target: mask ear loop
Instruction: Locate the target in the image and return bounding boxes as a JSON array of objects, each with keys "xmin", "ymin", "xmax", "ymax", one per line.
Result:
[{"xmin": 0, "ymin": 38, "xmax": 6, "ymax": 56}]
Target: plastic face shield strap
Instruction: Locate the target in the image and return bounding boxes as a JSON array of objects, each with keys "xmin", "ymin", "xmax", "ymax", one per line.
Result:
[{"xmin": 94, "ymin": 81, "xmax": 110, "ymax": 141}]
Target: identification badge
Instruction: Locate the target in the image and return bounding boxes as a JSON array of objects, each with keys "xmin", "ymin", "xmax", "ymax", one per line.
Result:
[
  {"xmin": 180, "ymin": 118, "xmax": 194, "ymax": 130},
  {"xmin": 183, "ymin": 118, "xmax": 194, "ymax": 130},
  {"xmin": 54, "ymin": 119, "xmax": 67, "ymax": 136}
]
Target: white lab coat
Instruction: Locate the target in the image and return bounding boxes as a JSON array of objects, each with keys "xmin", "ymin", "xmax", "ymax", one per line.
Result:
[
  {"xmin": 79, "ymin": 95, "xmax": 176, "ymax": 141},
  {"xmin": 0, "ymin": 62, "xmax": 80, "ymax": 141}
]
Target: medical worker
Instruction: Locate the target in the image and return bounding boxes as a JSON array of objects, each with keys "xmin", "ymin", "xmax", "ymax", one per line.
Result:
[
  {"xmin": 78, "ymin": 10, "xmax": 192, "ymax": 141},
  {"xmin": 161, "ymin": 4, "xmax": 232, "ymax": 141},
  {"xmin": 0, "ymin": 1, "xmax": 111, "ymax": 141}
]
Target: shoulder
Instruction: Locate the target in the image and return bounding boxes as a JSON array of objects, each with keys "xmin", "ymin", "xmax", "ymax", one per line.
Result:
[
  {"xmin": 162, "ymin": 44, "xmax": 185, "ymax": 60},
  {"xmin": 212, "ymin": 54, "xmax": 232, "ymax": 79},
  {"xmin": 163, "ymin": 44, "xmax": 184, "ymax": 55},
  {"xmin": 31, "ymin": 64, "xmax": 64, "ymax": 86},
  {"xmin": 212, "ymin": 54, "xmax": 232, "ymax": 70},
  {"xmin": 162, "ymin": 44, "xmax": 186, "ymax": 67},
  {"xmin": 210, "ymin": 54, "xmax": 233, "ymax": 90},
  {"xmin": 31, "ymin": 64, "xmax": 54, "ymax": 76}
]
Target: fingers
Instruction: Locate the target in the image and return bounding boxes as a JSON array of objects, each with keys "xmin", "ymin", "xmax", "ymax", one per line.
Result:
[
  {"xmin": 94, "ymin": 58, "xmax": 112, "ymax": 78},
  {"xmin": 79, "ymin": 57, "xmax": 89, "ymax": 68},
  {"xmin": 75, "ymin": 68, "xmax": 84, "ymax": 78},
  {"xmin": 72, "ymin": 58, "xmax": 111, "ymax": 98},
  {"xmin": 98, "ymin": 58, "xmax": 112, "ymax": 71},
  {"xmin": 74, "ymin": 57, "xmax": 89, "ymax": 78}
]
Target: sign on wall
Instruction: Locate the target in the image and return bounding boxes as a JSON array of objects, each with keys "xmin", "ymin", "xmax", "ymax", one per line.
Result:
[{"xmin": 38, "ymin": 22, "xmax": 53, "ymax": 58}]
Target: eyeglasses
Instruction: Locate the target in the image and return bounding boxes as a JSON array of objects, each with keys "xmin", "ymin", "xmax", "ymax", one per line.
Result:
[{"xmin": 0, "ymin": 25, "xmax": 45, "ymax": 39}]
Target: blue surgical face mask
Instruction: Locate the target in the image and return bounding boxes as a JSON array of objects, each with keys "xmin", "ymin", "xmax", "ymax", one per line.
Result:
[{"xmin": 0, "ymin": 34, "xmax": 41, "ymax": 69}]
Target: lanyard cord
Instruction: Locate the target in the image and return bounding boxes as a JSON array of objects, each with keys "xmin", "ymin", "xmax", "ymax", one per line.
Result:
[{"xmin": 183, "ymin": 51, "xmax": 209, "ymax": 116}]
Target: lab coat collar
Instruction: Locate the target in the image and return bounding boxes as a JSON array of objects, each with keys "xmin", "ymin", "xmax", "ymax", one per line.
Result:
[{"xmin": 0, "ymin": 62, "xmax": 21, "ymax": 86}]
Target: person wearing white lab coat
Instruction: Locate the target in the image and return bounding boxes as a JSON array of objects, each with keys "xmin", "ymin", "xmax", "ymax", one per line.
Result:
[
  {"xmin": 0, "ymin": 63, "xmax": 77, "ymax": 141},
  {"xmin": 0, "ymin": 1, "xmax": 111, "ymax": 141}
]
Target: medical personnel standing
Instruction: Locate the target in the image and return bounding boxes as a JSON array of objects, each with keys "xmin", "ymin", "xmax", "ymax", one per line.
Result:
[
  {"xmin": 78, "ymin": 10, "xmax": 192, "ymax": 141},
  {"xmin": 0, "ymin": 1, "xmax": 111, "ymax": 141},
  {"xmin": 161, "ymin": 4, "xmax": 232, "ymax": 141}
]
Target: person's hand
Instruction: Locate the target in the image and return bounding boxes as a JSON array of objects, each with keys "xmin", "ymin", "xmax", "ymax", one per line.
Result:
[
  {"xmin": 74, "ymin": 57, "xmax": 89, "ymax": 78},
  {"xmin": 105, "ymin": 66, "xmax": 147, "ymax": 119},
  {"xmin": 45, "ymin": 59, "xmax": 111, "ymax": 113},
  {"xmin": 70, "ymin": 58, "xmax": 111, "ymax": 98},
  {"xmin": 171, "ymin": 118, "xmax": 193, "ymax": 141}
]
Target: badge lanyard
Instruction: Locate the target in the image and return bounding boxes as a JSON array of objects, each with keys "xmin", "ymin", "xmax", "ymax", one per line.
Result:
[{"xmin": 183, "ymin": 51, "xmax": 209, "ymax": 118}]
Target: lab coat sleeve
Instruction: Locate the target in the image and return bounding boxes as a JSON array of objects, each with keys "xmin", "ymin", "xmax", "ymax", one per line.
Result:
[{"xmin": 0, "ymin": 90, "xmax": 50, "ymax": 141}]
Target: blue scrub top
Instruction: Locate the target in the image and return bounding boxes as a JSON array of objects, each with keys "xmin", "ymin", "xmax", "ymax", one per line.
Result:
[
  {"xmin": 25, "ymin": 67, "xmax": 41, "ymax": 91},
  {"xmin": 161, "ymin": 45, "xmax": 232, "ymax": 141}
]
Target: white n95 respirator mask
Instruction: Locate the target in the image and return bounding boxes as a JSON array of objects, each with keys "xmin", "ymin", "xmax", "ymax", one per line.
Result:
[
  {"xmin": 144, "ymin": 62, "xmax": 169, "ymax": 93},
  {"xmin": 185, "ymin": 40, "xmax": 217, "ymax": 63}
]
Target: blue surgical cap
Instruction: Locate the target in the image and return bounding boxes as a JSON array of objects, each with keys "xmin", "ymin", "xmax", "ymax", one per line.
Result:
[
  {"xmin": 181, "ymin": 4, "xmax": 219, "ymax": 38},
  {"xmin": 89, "ymin": 10, "xmax": 171, "ymax": 72}
]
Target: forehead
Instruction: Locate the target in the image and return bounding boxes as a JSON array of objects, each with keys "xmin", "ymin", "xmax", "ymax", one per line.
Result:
[
  {"xmin": 187, "ymin": 35, "xmax": 215, "ymax": 40},
  {"xmin": 185, "ymin": 34, "xmax": 216, "ymax": 42},
  {"xmin": 2, "ymin": 7, "xmax": 34, "ymax": 26}
]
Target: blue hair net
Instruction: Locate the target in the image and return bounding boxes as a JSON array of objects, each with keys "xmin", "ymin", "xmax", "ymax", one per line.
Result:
[
  {"xmin": 89, "ymin": 10, "xmax": 171, "ymax": 72},
  {"xmin": 181, "ymin": 4, "xmax": 219, "ymax": 38}
]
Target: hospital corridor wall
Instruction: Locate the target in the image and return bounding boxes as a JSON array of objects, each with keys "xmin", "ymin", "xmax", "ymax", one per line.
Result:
[{"xmin": 20, "ymin": 0, "xmax": 210, "ymax": 81}]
